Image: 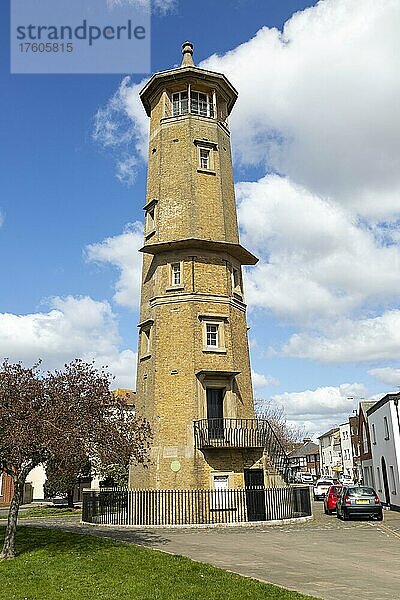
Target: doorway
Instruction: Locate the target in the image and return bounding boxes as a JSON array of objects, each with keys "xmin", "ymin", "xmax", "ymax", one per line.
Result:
[
  {"xmin": 244, "ymin": 469, "xmax": 266, "ymax": 521},
  {"xmin": 206, "ymin": 387, "xmax": 224, "ymax": 438},
  {"xmin": 381, "ymin": 456, "xmax": 390, "ymax": 505}
]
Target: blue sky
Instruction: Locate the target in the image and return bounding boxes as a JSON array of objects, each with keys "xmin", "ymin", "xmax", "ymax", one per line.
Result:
[{"xmin": 1, "ymin": 0, "xmax": 400, "ymax": 437}]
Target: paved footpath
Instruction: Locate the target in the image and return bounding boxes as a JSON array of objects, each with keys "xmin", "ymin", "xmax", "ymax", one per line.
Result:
[{"xmin": 9, "ymin": 502, "xmax": 400, "ymax": 600}]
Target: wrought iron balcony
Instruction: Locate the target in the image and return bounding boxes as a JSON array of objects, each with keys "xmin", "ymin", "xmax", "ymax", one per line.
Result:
[
  {"xmin": 193, "ymin": 418, "xmax": 268, "ymax": 449},
  {"xmin": 193, "ymin": 418, "xmax": 291, "ymax": 483}
]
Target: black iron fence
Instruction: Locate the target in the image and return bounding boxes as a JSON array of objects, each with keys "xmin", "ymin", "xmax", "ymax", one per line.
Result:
[
  {"xmin": 82, "ymin": 486, "xmax": 311, "ymax": 526},
  {"xmin": 193, "ymin": 418, "xmax": 291, "ymax": 483}
]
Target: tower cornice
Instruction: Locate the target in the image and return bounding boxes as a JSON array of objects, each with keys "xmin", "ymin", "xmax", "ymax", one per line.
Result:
[
  {"xmin": 140, "ymin": 66, "xmax": 238, "ymax": 117},
  {"xmin": 139, "ymin": 238, "xmax": 258, "ymax": 266}
]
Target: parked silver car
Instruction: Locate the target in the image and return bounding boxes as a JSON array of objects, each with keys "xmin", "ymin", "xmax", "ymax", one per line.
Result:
[{"xmin": 336, "ymin": 485, "xmax": 383, "ymax": 521}]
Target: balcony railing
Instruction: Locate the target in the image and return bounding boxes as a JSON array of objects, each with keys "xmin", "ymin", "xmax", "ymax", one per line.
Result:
[{"xmin": 193, "ymin": 418, "xmax": 291, "ymax": 483}]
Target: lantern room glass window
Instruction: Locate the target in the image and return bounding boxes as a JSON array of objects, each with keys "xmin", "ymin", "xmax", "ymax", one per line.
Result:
[
  {"xmin": 172, "ymin": 89, "xmax": 214, "ymax": 118},
  {"xmin": 172, "ymin": 91, "xmax": 188, "ymax": 116}
]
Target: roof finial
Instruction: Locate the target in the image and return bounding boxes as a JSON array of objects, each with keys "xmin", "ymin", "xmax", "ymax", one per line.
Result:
[{"xmin": 181, "ymin": 41, "xmax": 194, "ymax": 67}]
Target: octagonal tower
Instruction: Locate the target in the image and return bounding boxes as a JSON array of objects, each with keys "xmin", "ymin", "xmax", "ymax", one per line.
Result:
[{"xmin": 130, "ymin": 43, "xmax": 282, "ymax": 492}]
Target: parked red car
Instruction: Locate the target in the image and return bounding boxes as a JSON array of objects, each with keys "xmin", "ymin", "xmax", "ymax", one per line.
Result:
[{"xmin": 324, "ymin": 485, "xmax": 343, "ymax": 514}]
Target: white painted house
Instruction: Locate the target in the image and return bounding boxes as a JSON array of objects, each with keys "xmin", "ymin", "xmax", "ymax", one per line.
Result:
[
  {"xmin": 367, "ymin": 393, "xmax": 400, "ymax": 510},
  {"xmin": 339, "ymin": 422, "xmax": 354, "ymax": 479},
  {"xmin": 318, "ymin": 427, "xmax": 341, "ymax": 478}
]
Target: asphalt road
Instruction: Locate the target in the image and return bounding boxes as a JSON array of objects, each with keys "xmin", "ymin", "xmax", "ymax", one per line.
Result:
[{"xmin": 6, "ymin": 501, "xmax": 400, "ymax": 600}]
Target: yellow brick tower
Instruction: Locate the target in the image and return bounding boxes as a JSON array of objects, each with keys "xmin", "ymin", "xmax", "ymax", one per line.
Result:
[{"xmin": 130, "ymin": 43, "xmax": 282, "ymax": 493}]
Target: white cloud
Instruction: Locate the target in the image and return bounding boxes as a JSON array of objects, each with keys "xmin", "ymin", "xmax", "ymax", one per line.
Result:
[
  {"xmin": 368, "ymin": 367, "xmax": 400, "ymax": 387},
  {"xmin": 0, "ymin": 296, "xmax": 137, "ymax": 389},
  {"xmin": 93, "ymin": 77, "xmax": 148, "ymax": 185},
  {"xmin": 282, "ymin": 310, "xmax": 400, "ymax": 363},
  {"xmin": 251, "ymin": 369, "xmax": 279, "ymax": 390},
  {"xmin": 202, "ymin": 0, "xmax": 400, "ymax": 219},
  {"xmin": 97, "ymin": 1, "xmax": 400, "ymax": 213},
  {"xmin": 85, "ymin": 222, "xmax": 143, "ymax": 310},
  {"xmin": 259, "ymin": 383, "xmax": 367, "ymax": 438},
  {"xmin": 238, "ymin": 175, "xmax": 400, "ymax": 323}
]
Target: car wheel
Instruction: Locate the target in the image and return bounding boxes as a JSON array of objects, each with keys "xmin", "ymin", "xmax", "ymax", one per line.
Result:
[
  {"xmin": 343, "ymin": 510, "xmax": 350, "ymax": 521},
  {"xmin": 328, "ymin": 509, "xmax": 333, "ymax": 515}
]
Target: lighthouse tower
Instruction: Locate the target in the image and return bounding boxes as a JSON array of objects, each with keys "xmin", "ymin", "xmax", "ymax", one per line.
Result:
[{"xmin": 130, "ymin": 43, "xmax": 280, "ymax": 492}]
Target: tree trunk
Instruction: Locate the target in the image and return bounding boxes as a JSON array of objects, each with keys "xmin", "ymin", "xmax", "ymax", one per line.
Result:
[
  {"xmin": 0, "ymin": 476, "xmax": 25, "ymax": 559},
  {"xmin": 67, "ymin": 488, "xmax": 74, "ymax": 509}
]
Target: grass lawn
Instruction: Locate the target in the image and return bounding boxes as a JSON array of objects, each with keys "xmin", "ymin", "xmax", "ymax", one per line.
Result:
[
  {"xmin": 0, "ymin": 506, "xmax": 81, "ymax": 519},
  {"xmin": 0, "ymin": 526, "xmax": 320, "ymax": 600}
]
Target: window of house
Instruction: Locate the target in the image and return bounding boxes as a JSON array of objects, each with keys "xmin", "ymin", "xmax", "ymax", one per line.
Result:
[
  {"xmin": 371, "ymin": 423, "xmax": 376, "ymax": 445},
  {"xmin": 389, "ymin": 466, "xmax": 397, "ymax": 494},
  {"xmin": 206, "ymin": 323, "xmax": 219, "ymax": 347},
  {"xmin": 199, "ymin": 315, "xmax": 226, "ymax": 353},
  {"xmin": 384, "ymin": 416, "xmax": 390, "ymax": 440},
  {"xmin": 171, "ymin": 263, "xmax": 181, "ymax": 286},
  {"xmin": 172, "ymin": 91, "xmax": 188, "ymax": 116}
]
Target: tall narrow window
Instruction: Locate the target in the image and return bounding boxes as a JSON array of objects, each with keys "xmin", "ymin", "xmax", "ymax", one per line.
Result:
[
  {"xmin": 171, "ymin": 263, "xmax": 181, "ymax": 286},
  {"xmin": 384, "ymin": 416, "xmax": 390, "ymax": 440},
  {"xmin": 140, "ymin": 326, "xmax": 152, "ymax": 357},
  {"xmin": 206, "ymin": 323, "xmax": 218, "ymax": 347},
  {"xmin": 146, "ymin": 206, "xmax": 155, "ymax": 231},
  {"xmin": 372, "ymin": 423, "xmax": 376, "ymax": 445},
  {"xmin": 199, "ymin": 148, "xmax": 210, "ymax": 170},
  {"xmin": 231, "ymin": 267, "xmax": 242, "ymax": 295},
  {"xmin": 144, "ymin": 200, "xmax": 157, "ymax": 237}
]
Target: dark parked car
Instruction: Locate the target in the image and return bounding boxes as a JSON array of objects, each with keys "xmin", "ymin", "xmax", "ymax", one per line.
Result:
[
  {"xmin": 336, "ymin": 485, "xmax": 383, "ymax": 521},
  {"xmin": 324, "ymin": 485, "xmax": 343, "ymax": 514}
]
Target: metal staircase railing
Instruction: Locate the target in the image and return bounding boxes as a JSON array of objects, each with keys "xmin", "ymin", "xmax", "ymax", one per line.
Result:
[{"xmin": 193, "ymin": 418, "xmax": 291, "ymax": 483}]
